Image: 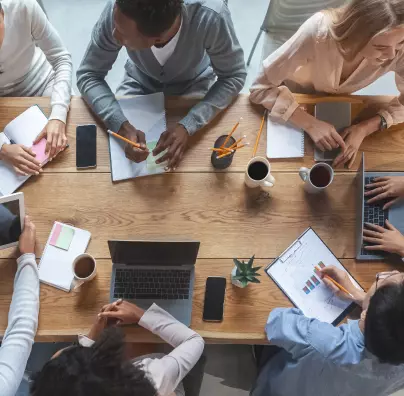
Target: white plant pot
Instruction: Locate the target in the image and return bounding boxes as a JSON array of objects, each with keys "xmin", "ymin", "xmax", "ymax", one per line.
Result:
[{"xmin": 231, "ymin": 266, "xmax": 248, "ymax": 288}]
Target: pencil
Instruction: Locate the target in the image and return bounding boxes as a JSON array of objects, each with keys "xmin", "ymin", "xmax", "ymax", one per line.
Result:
[
  {"xmin": 252, "ymin": 110, "xmax": 267, "ymax": 157},
  {"xmin": 107, "ymin": 130, "xmax": 144, "ymax": 150},
  {"xmin": 228, "ymin": 135, "xmax": 246, "ymax": 150},
  {"xmin": 222, "ymin": 117, "xmax": 242, "ymax": 148},
  {"xmin": 315, "ymin": 266, "xmax": 354, "ymax": 298},
  {"xmin": 211, "ymin": 147, "xmax": 234, "ymax": 153}
]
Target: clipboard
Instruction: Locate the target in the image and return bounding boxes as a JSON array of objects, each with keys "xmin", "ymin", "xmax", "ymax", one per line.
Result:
[{"xmin": 265, "ymin": 228, "xmax": 363, "ymax": 325}]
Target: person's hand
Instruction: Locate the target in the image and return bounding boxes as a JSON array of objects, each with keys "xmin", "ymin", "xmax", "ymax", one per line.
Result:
[
  {"xmin": 153, "ymin": 124, "xmax": 189, "ymax": 170},
  {"xmin": 364, "ymin": 176, "xmax": 404, "ymax": 210},
  {"xmin": 118, "ymin": 121, "xmax": 149, "ymax": 163},
  {"xmin": 87, "ymin": 302, "xmax": 118, "ymax": 340},
  {"xmin": 305, "ymin": 118, "xmax": 346, "ymax": 152},
  {"xmin": 98, "ymin": 299, "xmax": 145, "ymax": 325},
  {"xmin": 363, "ymin": 220, "xmax": 404, "ymax": 256},
  {"xmin": 333, "ymin": 125, "xmax": 366, "ymax": 169},
  {"xmin": 18, "ymin": 215, "xmax": 36, "ymax": 255},
  {"xmin": 320, "ymin": 265, "xmax": 365, "ymax": 305},
  {"xmin": 0, "ymin": 144, "xmax": 42, "ymax": 176},
  {"xmin": 34, "ymin": 119, "xmax": 68, "ymax": 159}
]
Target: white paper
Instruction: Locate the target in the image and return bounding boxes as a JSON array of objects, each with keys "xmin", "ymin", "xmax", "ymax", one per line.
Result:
[
  {"xmin": 266, "ymin": 115, "xmax": 304, "ymax": 159},
  {"xmin": 109, "ymin": 93, "xmax": 168, "ymax": 181},
  {"xmin": 38, "ymin": 222, "xmax": 91, "ymax": 292},
  {"xmin": 0, "ymin": 106, "xmax": 48, "ymax": 196},
  {"xmin": 266, "ymin": 229, "xmax": 362, "ymax": 324}
]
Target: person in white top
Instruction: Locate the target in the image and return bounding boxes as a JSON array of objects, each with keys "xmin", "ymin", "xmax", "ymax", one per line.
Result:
[
  {"xmin": 0, "ymin": 0, "xmax": 72, "ymax": 176},
  {"xmin": 30, "ymin": 300, "xmax": 205, "ymax": 396},
  {"xmin": 0, "ymin": 215, "xmax": 40, "ymax": 396}
]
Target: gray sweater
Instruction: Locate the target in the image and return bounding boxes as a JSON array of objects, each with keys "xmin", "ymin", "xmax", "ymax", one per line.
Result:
[{"xmin": 76, "ymin": 0, "xmax": 246, "ymax": 135}]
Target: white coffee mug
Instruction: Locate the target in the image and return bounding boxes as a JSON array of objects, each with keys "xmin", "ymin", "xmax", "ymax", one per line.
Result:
[
  {"xmin": 299, "ymin": 163, "xmax": 334, "ymax": 194},
  {"xmin": 71, "ymin": 253, "xmax": 97, "ymax": 290},
  {"xmin": 245, "ymin": 156, "xmax": 276, "ymax": 192}
]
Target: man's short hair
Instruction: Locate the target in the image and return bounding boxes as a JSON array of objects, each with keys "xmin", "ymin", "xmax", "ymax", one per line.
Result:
[
  {"xmin": 365, "ymin": 281, "xmax": 404, "ymax": 365},
  {"xmin": 116, "ymin": 0, "xmax": 183, "ymax": 37},
  {"xmin": 30, "ymin": 328, "xmax": 157, "ymax": 396}
]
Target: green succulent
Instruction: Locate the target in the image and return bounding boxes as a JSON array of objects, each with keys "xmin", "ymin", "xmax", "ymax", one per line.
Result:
[{"xmin": 232, "ymin": 255, "xmax": 262, "ymax": 288}]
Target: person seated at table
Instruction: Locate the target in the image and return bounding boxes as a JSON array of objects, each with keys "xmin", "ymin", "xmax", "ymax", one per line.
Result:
[
  {"xmin": 251, "ymin": 265, "xmax": 404, "ymax": 396},
  {"xmin": 250, "ymin": 0, "xmax": 404, "ymax": 168},
  {"xmin": 30, "ymin": 299, "xmax": 205, "ymax": 396},
  {"xmin": 0, "ymin": 215, "xmax": 40, "ymax": 396},
  {"xmin": 76, "ymin": 0, "xmax": 246, "ymax": 171},
  {"xmin": 363, "ymin": 175, "xmax": 404, "ymax": 255},
  {"xmin": 0, "ymin": 0, "xmax": 72, "ymax": 176}
]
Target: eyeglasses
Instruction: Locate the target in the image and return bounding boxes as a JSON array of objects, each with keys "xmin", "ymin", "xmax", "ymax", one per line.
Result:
[{"xmin": 375, "ymin": 271, "xmax": 401, "ymax": 289}]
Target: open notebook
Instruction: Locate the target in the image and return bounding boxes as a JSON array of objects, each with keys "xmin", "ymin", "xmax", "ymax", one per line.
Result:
[
  {"xmin": 109, "ymin": 93, "xmax": 167, "ymax": 181},
  {"xmin": 0, "ymin": 106, "xmax": 49, "ymax": 196},
  {"xmin": 266, "ymin": 228, "xmax": 363, "ymax": 325},
  {"xmin": 38, "ymin": 222, "xmax": 92, "ymax": 292},
  {"xmin": 267, "ymin": 115, "xmax": 304, "ymax": 159}
]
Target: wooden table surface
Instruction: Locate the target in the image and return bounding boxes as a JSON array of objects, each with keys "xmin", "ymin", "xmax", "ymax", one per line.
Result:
[{"xmin": 0, "ymin": 94, "xmax": 402, "ymax": 343}]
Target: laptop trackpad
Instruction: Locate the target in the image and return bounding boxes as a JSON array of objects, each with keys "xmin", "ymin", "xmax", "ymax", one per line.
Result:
[{"xmin": 389, "ymin": 205, "xmax": 404, "ymax": 233}]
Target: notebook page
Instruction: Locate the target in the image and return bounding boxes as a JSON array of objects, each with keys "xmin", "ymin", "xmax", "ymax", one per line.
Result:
[
  {"xmin": 109, "ymin": 93, "xmax": 167, "ymax": 181},
  {"xmin": 266, "ymin": 229, "xmax": 362, "ymax": 324},
  {"xmin": 266, "ymin": 116, "xmax": 304, "ymax": 158},
  {"xmin": 38, "ymin": 222, "xmax": 91, "ymax": 292}
]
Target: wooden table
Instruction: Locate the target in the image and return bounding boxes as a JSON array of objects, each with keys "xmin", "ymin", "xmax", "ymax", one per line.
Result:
[{"xmin": 0, "ymin": 94, "xmax": 401, "ymax": 343}]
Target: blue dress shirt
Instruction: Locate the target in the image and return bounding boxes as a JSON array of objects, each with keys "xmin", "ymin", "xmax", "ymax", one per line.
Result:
[{"xmin": 251, "ymin": 308, "xmax": 404, "ymax": 396}]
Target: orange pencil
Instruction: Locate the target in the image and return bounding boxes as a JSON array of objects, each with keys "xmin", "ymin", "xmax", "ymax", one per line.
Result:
[
  {"xmin": 107, "ymin": 130, "xmax": 144, "ymax": 150},
  {"xmin": 315, "ymin": 266, "xmax": 354, "ymax": 298},
  {"xmin": 222, "ymin": 117, "xmax": 243, "ymax": 148},
  {"xmin": 211, "ymin": 147, "xmax": 234, "ymax": 153},
  {"xmin": 252, "ymin": 110, "xmax": 267, "ymax": 157},
  {"xmin": 228, "ymin": 135, "xmax": 246, "ymax": 150}
]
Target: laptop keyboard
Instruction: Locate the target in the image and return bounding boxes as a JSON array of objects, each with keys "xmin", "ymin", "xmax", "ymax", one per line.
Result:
[
  {"xmin": 113, "ymin": 268, "xmax": 191, "ymax": 300},
  {"xmin": 361, "ymin": 177, "xmax": 388, "ymax": 256}
]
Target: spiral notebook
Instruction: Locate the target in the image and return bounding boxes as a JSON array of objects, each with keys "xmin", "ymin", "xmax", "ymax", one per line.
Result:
[
  {"xmin": 109, "ymin": 93, "xmax": 168, "ymax": 181},
  {"xmin": 266, "ymin": 115, "xmax": 304, "ymax": 158}
]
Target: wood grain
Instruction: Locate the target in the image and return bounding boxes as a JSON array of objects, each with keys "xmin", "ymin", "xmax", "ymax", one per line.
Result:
[
  {"xmin": 0, "ymin": 258, "xmax": 397, "ymax": 343},
  {"xmin": 0, "ymin": 172, "xmax": 359, "ymax": 260}
]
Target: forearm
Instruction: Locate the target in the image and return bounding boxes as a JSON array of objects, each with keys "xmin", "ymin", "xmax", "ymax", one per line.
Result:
[
  {"xmin": 178, "ymin": 74, "xmax": 245, "ymax": 135},
  {"xmin": 0, "ymin": 253, "xmax": 39, "ymax": 396}
]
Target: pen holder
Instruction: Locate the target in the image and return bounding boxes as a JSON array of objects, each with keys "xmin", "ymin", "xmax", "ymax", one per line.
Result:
[{"xmin": 211, "ymin": 135, "xmax": 236, "ymax": 170}]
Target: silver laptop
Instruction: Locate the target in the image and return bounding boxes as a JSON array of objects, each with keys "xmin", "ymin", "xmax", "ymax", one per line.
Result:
[
  {"xmin": 314, "ymin": 102, "xmax": 351, "ymax": 162},
  {"xmin": 109, "ymin": 240, "xmax": 200, "ymax": 325},
  {"xmin": 356, "ymin": 154, "xmax": 404, "ymax": 260}
]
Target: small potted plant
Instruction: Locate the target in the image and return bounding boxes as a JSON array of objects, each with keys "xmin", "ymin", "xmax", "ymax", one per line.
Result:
[{"xmin": 231, "ymin": 255, "xmax": 262, "ymax": 288}]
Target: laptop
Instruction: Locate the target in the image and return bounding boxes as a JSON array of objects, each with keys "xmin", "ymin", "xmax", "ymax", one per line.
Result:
[
  {"xmin": 109, "ymin": 240, "xmax": 200, "ymax": 325},
  {"xmin": 356, "ymin": 153, "xmax": 404, "ymax": 260}
]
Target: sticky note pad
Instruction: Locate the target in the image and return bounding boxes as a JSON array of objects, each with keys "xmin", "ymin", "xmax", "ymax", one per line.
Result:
[
  {"xmin": 31, "ymin": 138, "xmax": 49, "ymax": 165},
  {"xmin": 50, "ymin": 224, "xmax": 75, "ymax": 251},
  {"xmin": 146, "ymin": 140, "xmax": 166, "ymax": 173}
]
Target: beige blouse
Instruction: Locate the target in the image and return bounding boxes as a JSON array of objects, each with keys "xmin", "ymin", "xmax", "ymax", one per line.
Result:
[{"xmin": 250, "ymin": 12, "xmax": 404, "ymax": 127}]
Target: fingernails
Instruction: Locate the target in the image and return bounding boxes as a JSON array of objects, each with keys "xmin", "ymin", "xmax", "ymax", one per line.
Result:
[{"xmin": 98, "ymin": 313, "xmax": 101, "ymax": 318}]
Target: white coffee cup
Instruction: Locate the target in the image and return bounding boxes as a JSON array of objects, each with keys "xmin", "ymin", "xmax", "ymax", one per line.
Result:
[
  {"xmin": 245, "ymin": 156, "xmax": 276, "ymax": 192},
  {"xmin": 299, "ymin": 163, "xmax": 334, "ymax": 194},
  {"xmin": 71, "ymin": 253, "xmax": 97, "ymax": 290}
]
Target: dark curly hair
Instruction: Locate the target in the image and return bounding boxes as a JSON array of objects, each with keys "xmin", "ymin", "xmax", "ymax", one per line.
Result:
[
  {"xmin": 30, "ymin": 328, "xmax": 157, "ymax": 396},
  {"xmin": 116, "ymin": 0, "xmax": 183, "ymax": 37}
]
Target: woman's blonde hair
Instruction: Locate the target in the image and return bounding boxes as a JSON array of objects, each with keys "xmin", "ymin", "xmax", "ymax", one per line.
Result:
[{"xmin": 327, "ymin": 0, "xmax": 404, "ymax": 60}]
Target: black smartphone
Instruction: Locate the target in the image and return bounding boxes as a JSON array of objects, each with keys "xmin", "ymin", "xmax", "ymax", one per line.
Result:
[
  {"xmin": 203, "ymin": 277, "xmax": 226, "ymax": 322},
  {"xmin": 76, "ymin": 125, "xmax": 97, "ymax": 169}
]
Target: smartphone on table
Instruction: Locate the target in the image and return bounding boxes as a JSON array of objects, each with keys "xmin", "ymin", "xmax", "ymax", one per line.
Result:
[
  {"xmin": 76, "ymin": 125, "xmax": 97, "ymax": 169},
  {"xmin": 203, "ymin": 277, "xmax": 226, "ymax": 322}
]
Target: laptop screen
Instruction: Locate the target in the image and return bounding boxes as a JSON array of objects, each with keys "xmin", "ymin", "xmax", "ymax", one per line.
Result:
[{"xmin": 108, "ymin": 240, "xmax": 200, "ymax": 266}]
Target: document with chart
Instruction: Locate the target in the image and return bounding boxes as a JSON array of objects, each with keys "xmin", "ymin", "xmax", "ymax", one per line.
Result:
[{"xmin": 266, "ymin": 228, "xmax": 363, "ymax": 324}]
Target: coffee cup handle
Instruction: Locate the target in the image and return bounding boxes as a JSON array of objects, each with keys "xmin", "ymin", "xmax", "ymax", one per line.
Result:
[
  {"xmin": 71, "ymin": 278, "xmax": 85, "ymax": 291},
  {"xmin": 299, "ymin": 167, "xmax": 309, "ymax": 182}
]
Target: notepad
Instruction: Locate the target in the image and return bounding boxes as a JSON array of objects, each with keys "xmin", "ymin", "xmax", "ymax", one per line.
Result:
[
  {"xmin": 0, "ymin": 106, "xmax": 49, "ymax": 196},
  {"xmin": 266, "ymin": 115, "xmax": 304, "ymax": 158},
  {"xmin": 108, "ymin": 93, "xmax": 168, "ymax": 181},
  {"xmin": 39, "ymin": 222, "xmax": 91, "ymax": 292},
  {"xmin": 266, "ymin": 228, "xmax": 363, "ymax": 324}
]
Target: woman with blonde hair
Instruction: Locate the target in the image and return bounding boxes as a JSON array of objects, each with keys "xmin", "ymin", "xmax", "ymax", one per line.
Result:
[{"xmin": 250, "ymin": 0, "xmax": 404, "ymax": 167}]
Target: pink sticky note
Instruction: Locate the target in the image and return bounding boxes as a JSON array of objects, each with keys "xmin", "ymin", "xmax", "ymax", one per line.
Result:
[
  {"xmin": 50, "ymin": 223, "xmax": 62, "ymax": 246},
  {"xmin": 31, "ymin": 138, "xmax": 49, "ymax": 165}
]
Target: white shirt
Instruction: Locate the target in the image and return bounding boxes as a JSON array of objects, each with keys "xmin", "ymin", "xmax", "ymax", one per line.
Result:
[
  {"xmin": 151, "ymin": 18, "xmax": 183, "ymax": 66},
  {"xmin": 79, "ymin": 304, "xmax": 205, "ymax": 396}
]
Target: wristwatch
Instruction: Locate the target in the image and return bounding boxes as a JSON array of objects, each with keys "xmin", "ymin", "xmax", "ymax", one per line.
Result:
[{"xmin": 379, "ymin": 115, "xmax": 388, "ymax": 131}]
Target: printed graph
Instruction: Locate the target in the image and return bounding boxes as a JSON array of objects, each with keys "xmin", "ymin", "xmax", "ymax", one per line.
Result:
[{"xmin": 301, "ymin": 261, "xmax": 324, "ymax": 295}]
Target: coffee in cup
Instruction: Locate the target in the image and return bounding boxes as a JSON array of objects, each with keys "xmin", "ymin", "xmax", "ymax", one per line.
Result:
[{"xmin": 72, "ymin": 253, "xmax": 97, "ymax": 290}]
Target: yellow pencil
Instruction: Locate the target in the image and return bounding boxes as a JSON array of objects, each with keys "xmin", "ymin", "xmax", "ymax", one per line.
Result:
[
  {"xmin": 252, "ymin": 110, "xmax": 267, "ymax": 157},
  {"xmin": 107, "ymin": 130, "xmax": 144, "ymax": 150},
  {"xmin": 315, "ymin": 266, "xmax": 354, "ymax": 298},
  {"xmin": 222, "ymin": 117, "xmax": 243, "ymax": 148}
]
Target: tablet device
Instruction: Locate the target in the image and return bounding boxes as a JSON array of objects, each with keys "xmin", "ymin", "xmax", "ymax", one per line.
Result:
[{"xmin": 0, "ymin": 192, "xmax": 25, "ymax": 250}]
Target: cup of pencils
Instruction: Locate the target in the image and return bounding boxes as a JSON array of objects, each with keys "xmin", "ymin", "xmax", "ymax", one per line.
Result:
[{"xmin": 210, "ymin": 118, "xmax": 246, "ymax": 169}]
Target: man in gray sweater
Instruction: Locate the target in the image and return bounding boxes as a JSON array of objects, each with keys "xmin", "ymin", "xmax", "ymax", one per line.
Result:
[{"xmin": 77, "ymin": 0, "xmax": 246, "ymax": 169}]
